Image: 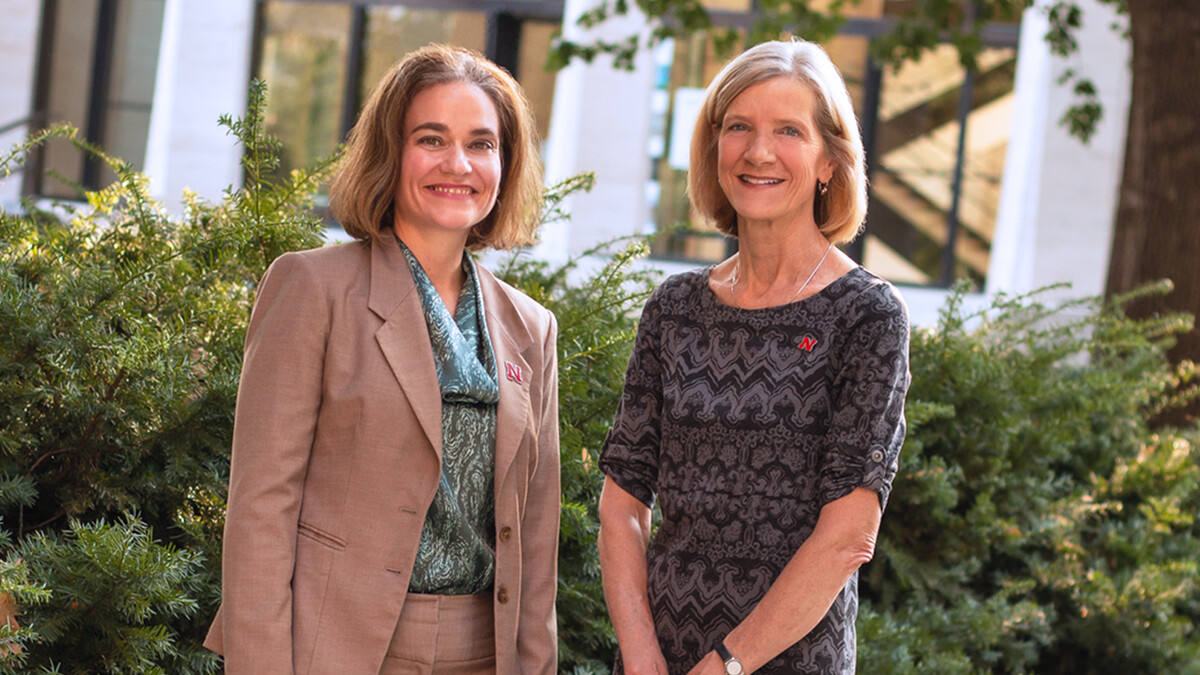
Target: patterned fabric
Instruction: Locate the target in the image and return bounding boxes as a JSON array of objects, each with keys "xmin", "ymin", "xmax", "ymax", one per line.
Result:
[
  {"xmin": 600, "ymin": 266, "xmax": 910, "ymax": 675},
  {"xmin": 399, "ymin": 239, "xmax": 499, "ymax": 595}
]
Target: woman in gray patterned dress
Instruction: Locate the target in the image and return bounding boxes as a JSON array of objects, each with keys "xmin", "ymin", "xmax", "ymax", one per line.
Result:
[{"xmin": 598, "ymin": 40, "xmax": 910, "ymax": 675}]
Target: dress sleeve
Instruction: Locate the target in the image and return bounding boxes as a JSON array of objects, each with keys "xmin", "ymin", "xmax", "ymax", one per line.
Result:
[
  {"xmin": 820, "ymin": 285, "xmax": 911, "ymax": 511},
  {"xmin": 598, "ymin": 287, "xmax": 666, "ymax": 509}
]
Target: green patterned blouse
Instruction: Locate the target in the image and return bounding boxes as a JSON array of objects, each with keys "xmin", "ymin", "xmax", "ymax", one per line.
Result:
[{"xmin": 399, "ymin": 239, "xmax": 498, "ymax": 595}]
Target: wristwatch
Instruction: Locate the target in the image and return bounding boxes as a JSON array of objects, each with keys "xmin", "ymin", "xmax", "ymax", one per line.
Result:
[{"xmin": 715, "ymin": 640, "xmax": 744, "ymax": 675}]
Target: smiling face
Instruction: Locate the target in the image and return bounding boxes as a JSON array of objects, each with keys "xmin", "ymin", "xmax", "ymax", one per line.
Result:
[
  {"xmin": 393, "ymin": 81, "xmax": 502, "ymax": 245},
  {"xmin": 716, "ymin": 76, "xmax": 835, "ymax": 230}
]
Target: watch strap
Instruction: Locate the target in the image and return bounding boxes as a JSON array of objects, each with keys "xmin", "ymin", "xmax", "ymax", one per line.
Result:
[
  {"xmin": 715, "ymin": 641, "xmax": 735, "ymax": 662},
  {"xmin": 714, "ymin": 640, "xmax": 743, "ymax": 674}
]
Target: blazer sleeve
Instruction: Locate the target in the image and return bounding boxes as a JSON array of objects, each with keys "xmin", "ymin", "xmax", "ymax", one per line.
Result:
[
  {"xmin": 518, "ymin": 310, "xmax": 560, "ymax": 673},
  {"xmin": 217, "ymin": 252, "xmax": 329, "ymax": 673}
]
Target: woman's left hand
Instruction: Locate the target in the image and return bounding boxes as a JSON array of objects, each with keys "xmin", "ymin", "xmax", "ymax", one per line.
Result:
[{"xmin": 686, "ymin": 651, "xmax": 731, "ymax": 675}]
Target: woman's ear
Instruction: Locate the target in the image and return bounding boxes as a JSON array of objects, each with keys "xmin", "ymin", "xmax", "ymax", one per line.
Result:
[{"xmin": 819, "ymin": 157, "xmax": 835, "ymax": 184}]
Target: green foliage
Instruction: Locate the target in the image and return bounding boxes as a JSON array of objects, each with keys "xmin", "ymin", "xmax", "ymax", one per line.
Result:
[
  {"xmin": 859, "ymin": 283, "xmax": 1200, "ymax": 674},
  {"xmin": 0, "ymin": 81, "xmax": 328, "ymax": 672},
  {"xmin": 548, "ymin": 0, "xmax": 1130, "ymax": 142},
  {"xmin": 0, "ymin": 481, "xmax": 50, "ymax": 672},
  {"xmin": 14, "ymin": 518, "xmax": 205, "ymax": 674}
]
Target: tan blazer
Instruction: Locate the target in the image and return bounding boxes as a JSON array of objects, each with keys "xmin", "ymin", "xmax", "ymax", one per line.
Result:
[{"xmin": 204, "ymin": 232, "xmax": 559, "ymax": 674}]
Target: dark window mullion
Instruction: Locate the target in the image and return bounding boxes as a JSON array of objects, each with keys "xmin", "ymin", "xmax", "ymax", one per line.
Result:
[
  {"xmin": 83, "ymin": 0, "xmax": 118, "ymax": 189},
  {"xmin": 851, "ymin": 54, "xmax": 884, "ymax": 264},
  {"xmin": 27, "ymin": 0, "xmax": 61, "ymax": 196},
  {"xmin": 485, "ymin": 11, "xmax": 521, "ymax": 77},
  {"xmin": 939, "ymin": 68, "xmax": 975, "ymax": 287},
  {"xmin": 341, "ymin": 4, "xmax": 366, "ymax": 140},
  {"xmin": 939, "ymin": 0, "xmax": 985, "ymax": 286}
]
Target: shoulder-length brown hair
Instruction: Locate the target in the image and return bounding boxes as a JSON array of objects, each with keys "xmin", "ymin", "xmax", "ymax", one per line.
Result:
[
  {"xmin": 330, "ymin": 44, "xmax": 542, "ymax": 251},
  {"xmin": 688, "ymin": 40, "xmax": 867, "ymax": 244}
]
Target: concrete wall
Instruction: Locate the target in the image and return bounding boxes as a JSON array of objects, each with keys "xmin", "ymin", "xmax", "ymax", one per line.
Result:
[
  {"xmin": 144, "ymin": 0, "xmax": 256, "ymax": 211},
  {"xmin": 987, "ymin": 0, "xmax": 1131, "ymax": 306},
  {"xmin": 537, "ymin": 0, "xmax": 658, "ymax": 264},
  {"xmin": 0, "ymin": 0, "xmax": 44, "ymax": 209}
]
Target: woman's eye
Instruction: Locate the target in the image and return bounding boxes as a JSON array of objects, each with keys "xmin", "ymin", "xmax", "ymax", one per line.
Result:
[
  {"xmin": 471, "ymin": 139, "xmax": 497, "ymax": 152},
  {"xmin": 416, "ymin": 136, "xmax": 443, "ymax": 147},
  {"xmin": 782, "ymin": 126, "xmax": 801, "ymax": 137},
  {"xmin": 726, "ymin": 122, "xmax": 748, "ymax": 132}
]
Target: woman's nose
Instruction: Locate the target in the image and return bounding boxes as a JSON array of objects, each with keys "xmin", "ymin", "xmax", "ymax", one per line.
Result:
[
  {"xmin": 745, "ymin": 132, "xmax": 774, "ymax": 163},
  {"xmin": 442, "ymin": 144, "xmax": 471, "ymax": 174}
]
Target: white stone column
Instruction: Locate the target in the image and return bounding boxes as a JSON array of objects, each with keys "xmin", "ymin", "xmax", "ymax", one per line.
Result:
[
  {"xmin": 537, "ymin": 0, "xmax": 658, "ymax": 262},
  {"xmin": 987, "ymin": 0, "xmax": 1131, "ymax": 304},
  {"xmin": 0, "ymin": 0, "xmax": 44, "ymax": 209},
  {"xmin": 144, "ymin": 0, "xmax": 257, "ymax": 213}
]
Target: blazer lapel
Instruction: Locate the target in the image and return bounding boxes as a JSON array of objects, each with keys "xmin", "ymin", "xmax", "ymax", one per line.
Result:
[
  {"xmin": 369, "ymin": 233, "xmax": 443, "ymax": 459},
  {"xmin": 480, "ymin": 268, "xmax": 533, "ymax": 490}
]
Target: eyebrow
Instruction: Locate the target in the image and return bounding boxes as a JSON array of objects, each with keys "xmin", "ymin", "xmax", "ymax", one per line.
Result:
[
  {"xmin": 409, "ymin": 121, "xmax": 498, "ymax": 138},
  {"xmin": 720, "ymin": 112, "xmax": 816, "ymax": 131},
  {"xmin": 723, "ymin": 113, "xmax": 811, "ymax": 127}
]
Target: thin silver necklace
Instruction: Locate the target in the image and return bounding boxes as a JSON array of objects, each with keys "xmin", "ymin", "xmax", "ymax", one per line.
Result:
[{"xmin": 730, "ymin": 242, "xmax": 834, "ymax": 309}]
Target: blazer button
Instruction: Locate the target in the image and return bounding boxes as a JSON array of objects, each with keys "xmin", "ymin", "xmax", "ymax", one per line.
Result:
[
  {"xmin": 497, "ymin": 587, "xmax": 510, "ymax": 604},
  {"xmin": 498, "ymin": 526, "xmax": 512, "ymax": 543}
]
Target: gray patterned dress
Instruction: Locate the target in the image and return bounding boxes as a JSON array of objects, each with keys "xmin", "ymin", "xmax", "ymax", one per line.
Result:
[{"xmin": 600, "ymin": 266, "xmax": 910, "ymax": 675}]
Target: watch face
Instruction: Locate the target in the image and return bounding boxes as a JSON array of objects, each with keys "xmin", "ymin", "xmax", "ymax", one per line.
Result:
[{"xmin": 725, "ymin": 660, "xmax": 744, "ymax": 675}]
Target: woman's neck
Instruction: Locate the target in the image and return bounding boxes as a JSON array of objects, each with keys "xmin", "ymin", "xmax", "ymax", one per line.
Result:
[
  {"xmin": 393, "ymin": 223, "xmax": 469, "ymax": 315},
  {"xmin": 734, "ymin": 217, "xmax": 826, "ymax": 285}
]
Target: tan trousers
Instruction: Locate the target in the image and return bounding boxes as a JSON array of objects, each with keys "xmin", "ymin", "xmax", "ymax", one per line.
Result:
[{"xmin": 379, "ymin": 593, "xmax": 496, "ymax": 675}]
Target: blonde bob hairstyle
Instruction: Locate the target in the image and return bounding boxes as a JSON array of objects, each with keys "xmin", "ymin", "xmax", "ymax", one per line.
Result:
[
  {"xmin": 688, "ymin": 39, "xmax": 867, "ymax": 244},
  {"xmin": 330, "ymin": 44, "xmax": 542, "ymax": 251}
]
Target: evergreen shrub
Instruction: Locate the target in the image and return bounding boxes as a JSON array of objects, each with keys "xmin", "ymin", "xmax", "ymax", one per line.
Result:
[
  {"xmin": 858, "ymin": 287, "xmax": 1200, "ymax": 675},
  {"xmin": 0, "ymin": 82, "xmax": 328, "ymax": 673}
]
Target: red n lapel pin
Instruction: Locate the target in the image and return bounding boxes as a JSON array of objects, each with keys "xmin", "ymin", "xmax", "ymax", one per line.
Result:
[
  {"xmin": 505, "ymin": 361, "xmax": 523, "ymax": 383},
  {"xmin": 797, "ymin": 336, "xmax": 818, "ymax": 352}
]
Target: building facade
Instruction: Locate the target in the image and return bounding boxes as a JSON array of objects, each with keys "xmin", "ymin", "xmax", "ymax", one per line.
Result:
[{"xmin": 0, "ymin": 0, "xmax": 1131, "ymax": 325}]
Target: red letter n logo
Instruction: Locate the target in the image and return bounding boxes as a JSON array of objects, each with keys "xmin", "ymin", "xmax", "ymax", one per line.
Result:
[
  {"xmin": 797, "ymin": 336, "xmax": 818, "ymax": 352},
  {"xmin": 505, "ymin": 361, "xmax": 523, "ymax": 383}
]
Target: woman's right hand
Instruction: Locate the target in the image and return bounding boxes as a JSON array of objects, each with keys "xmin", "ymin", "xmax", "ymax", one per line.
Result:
[{"xmin": 622, "ymin": 644, "xmax": 671, "ymax": 675}]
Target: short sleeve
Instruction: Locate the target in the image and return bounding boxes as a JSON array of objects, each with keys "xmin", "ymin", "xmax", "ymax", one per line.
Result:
[
  {"xmin": 598, "ymin": 287, "xmax": 667, "ymax": 509},
  {"xmin": 819, "ymin": 285, "xmax": 910, "ymax": 511}
]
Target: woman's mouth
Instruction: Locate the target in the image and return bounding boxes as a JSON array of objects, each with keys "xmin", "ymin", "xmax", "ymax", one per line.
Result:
[
  {"xmin": 739, "ymin": 175, "xmax": 783, "ymax": 185},
  {"xmin": 428, "ymin": 185, "xmax": 475, "ymax": 195}
]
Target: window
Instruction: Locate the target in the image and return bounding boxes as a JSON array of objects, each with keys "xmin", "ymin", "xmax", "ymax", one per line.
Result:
[
  {"xmin": 359, "ymin": 7, "xmax": 488, "ymax": 104},
  {"xmin": 865, "ymin": 45, "xmax": 1017, "ymax": 286},
  {"xmin": 257, "ymin": 2, "xmax": 355, "ymax": 182},
  {"xmin": 30, "ymin": 0, "xmax": 166, "ymax": 198},
  {"xmin": 647, "ymin": 33, "xmax": 742, "ymax": 263}
]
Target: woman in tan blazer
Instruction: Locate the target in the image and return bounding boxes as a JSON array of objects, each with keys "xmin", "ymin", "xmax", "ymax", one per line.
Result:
[{"xmin": 205, "ymin": 45, "xmax": 559, "ymax": 674}]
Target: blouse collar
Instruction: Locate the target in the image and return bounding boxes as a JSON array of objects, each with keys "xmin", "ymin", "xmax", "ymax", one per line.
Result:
[{"xmin": 396, "ymin": 236, "xmax": 499, "ymax": 405}]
